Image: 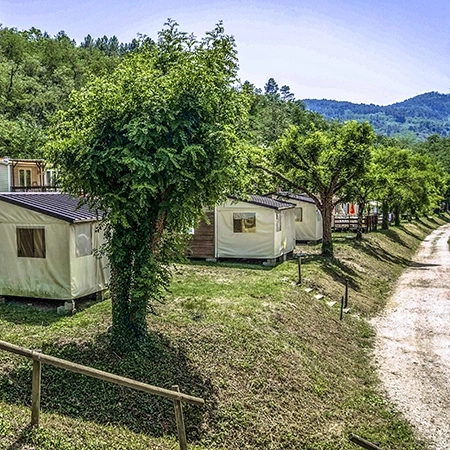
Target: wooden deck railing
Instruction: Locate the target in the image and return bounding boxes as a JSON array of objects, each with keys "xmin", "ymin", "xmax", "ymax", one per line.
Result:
[
  {"xmin": 0, "ymin": 340, "xmax": 204, "ymax": 450},
  {"xmin": 332, "ymin": 214, "xmax": 379, "ymax": 232},
  {"xmin": 10, "ymin": 185, "xmax": 58, "ymax": 192}
]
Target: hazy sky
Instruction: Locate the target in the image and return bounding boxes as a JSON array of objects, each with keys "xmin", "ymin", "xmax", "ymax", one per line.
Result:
[{"xmin": 1, "ymin": 0, "xmax": 449, "ymax": 105}]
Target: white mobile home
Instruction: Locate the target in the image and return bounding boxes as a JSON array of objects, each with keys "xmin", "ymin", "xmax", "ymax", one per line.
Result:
[
  {"xmin": 0, "ymin": 193, "xmax": 109, "ymax": 300},
  {"xmin": 272, "ymin": 192, "xmax": 323, "ymax": 242},
  {"xmin": 189, "ymin": 195, "xmax": 296, "ymax": 262}
]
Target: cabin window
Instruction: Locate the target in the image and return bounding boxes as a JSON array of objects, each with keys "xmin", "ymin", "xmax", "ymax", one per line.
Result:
[
  {"xmin": 17, "ymin": 228, "xmax": 46, "ymax": 258},
  {"xmin": 294, "ymin": 207, "xmax": 303, "ymax": 222},
  {"xmin": 19, "ymin": 169, "xmax": 32, "ymax": 187},
  {"xmin": 75, "ymin": 223, "xmax": 92, "ymax": 257},
  {"xmin": 233, "ymin": 212, "xmax": 256, "ymax": 233},
  {"xmin": 276, "ymin": 211, "xmax": 282, "ymax": 231}
]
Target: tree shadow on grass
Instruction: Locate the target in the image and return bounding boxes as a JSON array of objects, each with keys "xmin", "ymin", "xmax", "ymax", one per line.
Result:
[
  {"xmin": 303, "ymin": 254, "xmax": 361, "ymax": 292},
  {"xmin": 396, "ymin": 225, "xmax": 424, "ymax": 242},
  {"xmin": 356, "ymin": 238, "xmax": 411, "ymax": 267},
  {"xmin": 380, "ymin": 228, "xmax": 412, "ymax": 249},
  {"xmin": 0, "ymin": 331, "xmax": 215, "ymax": 442}
]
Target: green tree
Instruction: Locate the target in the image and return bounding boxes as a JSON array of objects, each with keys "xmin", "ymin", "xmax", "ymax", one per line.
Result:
[
  {"xmin": 280, "ymin": 85, "xmax": 294, "ymax": 102},
  {"xmin": 264, "ymin": 77, "xmax": 279, "ymax": 97},
  {"xmin": 48, "ymin": 21, "xmax": 249, "ymax": 352},
  {"xmin": 341, "ymin": 156, "xmax": 379, "ymax": 241},
  {"xmin": 260, "ymin": 121, "xmax": 375, "ymax": 257},
  {"xmin": 372, "ymin": 146, "xmax": 446, "ymax": 228},
  {"xmin": 418, "ymin": 134, "xmax": 450, "ymax": 205},
  {"xmin": 0, "ymin": 26, "xmax": 124, "ymax": 158},
  {"xmin": 245, "ymin": 79, "xmax": 326, "ymax": 147}
]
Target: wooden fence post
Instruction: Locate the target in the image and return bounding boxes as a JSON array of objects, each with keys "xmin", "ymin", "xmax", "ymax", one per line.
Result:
[
  {"xmin": 31, "ymin": 358, "xmax": 41, "ymax": 427},
  {"xmin": 349, "ymin": 433, "xmax": 382, "ymax": 449},
  {"xmin": 172, "ymin": 385, "xmax": 188, "ymax": 450}
]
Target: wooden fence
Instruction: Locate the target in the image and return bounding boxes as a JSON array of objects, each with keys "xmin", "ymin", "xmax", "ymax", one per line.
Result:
[
  {"xmin": 332, "ymin": 214, "xmax": 380, "ymax": 232},
  {"xmin": 0, "ymin": 340, "xmax": 204, "ymax": 450}
]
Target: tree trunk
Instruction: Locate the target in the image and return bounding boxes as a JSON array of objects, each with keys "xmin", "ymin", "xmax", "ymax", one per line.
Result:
[
  {"xmin": 394, "ymin": 205, "xmax": 401, "ymax": 226},
  {"xmin": 382, "ymin": 200, "xmax": 389, "ymax": 230},
  {"xmin": 356, "ymin": 201, "xmax": 365, "ymax": 241},
  {"xmin": 320, "ymin": 196, "xmax": 334, "ymax": 257},
  {"xmin": 109, "ymin": 223, "xmax": 150, "ymax": 352}
]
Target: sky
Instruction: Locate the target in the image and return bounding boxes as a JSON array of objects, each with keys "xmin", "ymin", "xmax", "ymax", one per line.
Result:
[{"xmin": 1, "ymin": 0, "xmax": 450, "ymax": 105}]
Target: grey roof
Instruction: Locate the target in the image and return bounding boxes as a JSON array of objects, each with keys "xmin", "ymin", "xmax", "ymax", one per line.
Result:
[
  {"xmin": 230, "ymin": 195, "xmax": 296, "ymax": 210},
  {"xmin": 271, "ymin": 191, "xmax": 316, "ymax": 205},
  {"xmin": 0, "ymin": 193, "xmax": 103, "ymax": 223}
]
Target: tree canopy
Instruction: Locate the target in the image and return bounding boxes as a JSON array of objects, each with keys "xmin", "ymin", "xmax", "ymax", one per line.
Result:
[
  {"xmin": 257, "ymin": 120, "xmax": 376, "ymax": 256},
  {"xmin": 0, "ymin": 25, "xmax": 129, "ymax": 158},
  {"xmin": 48, "ymin": 21, "xmax": 250, "ymax": 351}
]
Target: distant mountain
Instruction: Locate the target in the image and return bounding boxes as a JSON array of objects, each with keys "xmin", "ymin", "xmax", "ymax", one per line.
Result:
[{"xmin": 302, "ymin": 92, "xmax": 450, "ymax": 140}]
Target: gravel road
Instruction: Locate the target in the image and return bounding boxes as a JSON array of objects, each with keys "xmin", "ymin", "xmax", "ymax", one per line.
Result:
[{"xmin": 372, "ymin": 223, "xmax": 450, "ymax": 449}]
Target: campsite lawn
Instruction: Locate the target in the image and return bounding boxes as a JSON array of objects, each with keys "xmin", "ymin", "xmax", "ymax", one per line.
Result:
[{"xmin": 0, "ymin": 215, "xmax": 448, "ymax": 449}]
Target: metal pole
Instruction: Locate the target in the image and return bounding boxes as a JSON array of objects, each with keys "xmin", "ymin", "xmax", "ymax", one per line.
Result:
[
  {"xmin": 340, "ymin": 296, "xmax": 344, "ymax": 320},
  {"xmin": 344, "ymin": 278, "xmax": 349, "ymax": 308}
]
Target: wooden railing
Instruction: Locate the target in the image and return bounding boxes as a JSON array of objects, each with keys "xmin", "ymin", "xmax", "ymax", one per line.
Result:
[
  {"xmin": 10, "ymin": 185, "xmax": 58, "ymax": 192},
  {"xmin": 0, "ymin": 340, "xmax": 204, "ymax": 450},
  {"xmin": 332, "ymin": 214, "xmax": 379, "ymax": 232}
]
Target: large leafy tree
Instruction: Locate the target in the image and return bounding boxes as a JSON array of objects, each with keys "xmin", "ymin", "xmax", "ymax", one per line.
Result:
[
  {"xmin": 48, "ymin": 21, "xmax": 249, "ymax": 351},
  {"xmin": 0, "ymin": 26, "xmax": 123, "ymax": 157},
  {"xmin": 418, "ymin": 134, "xmax": 450, "ymax": 204},
  {"xmin": 259, "ymin": 121, "xmax": 375, "ymax": 257},
  {"xmin": 341, "ymin": 156, "xmax": 380, "ymax": 241},
  {"xmin": 373, "ymin": 146, "xmax": 447, "ymax": 227},
  {"xmin": 243, "ymin": 78, "xmax": 326, "ymax": 148}
]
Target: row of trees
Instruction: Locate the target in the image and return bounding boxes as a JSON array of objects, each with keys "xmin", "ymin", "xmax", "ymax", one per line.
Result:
[
  {"xmin": 2, "ymin": 22, "xmax": 447, "ymax": 351},
  {"xmin": 0, "ymin": 25, "xmax": 138, "ymax": 157}
]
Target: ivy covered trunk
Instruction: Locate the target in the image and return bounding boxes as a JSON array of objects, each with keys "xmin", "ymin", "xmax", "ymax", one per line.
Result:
[
  {"xmin": 108, "ymin": 212, "xmax": 168, "ymax": 352},
  {"xmin": 108, "ymin": 223, "xmax": 150, "ymax": 351}
]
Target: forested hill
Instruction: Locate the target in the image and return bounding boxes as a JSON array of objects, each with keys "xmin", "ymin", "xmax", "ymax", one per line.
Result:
[{"xmin": 302, "ymin": 92, "xmax": 450, "ymax": 140}]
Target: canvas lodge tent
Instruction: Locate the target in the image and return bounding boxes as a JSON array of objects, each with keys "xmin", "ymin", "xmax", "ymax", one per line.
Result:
[
  {"xmin": 0, "ymin": 193, "xmax": 109, "ymax": 300},
  {"xmin": 270, "ymin": 192, "xmax": 323, "ymax": 242},
  {"xmin": 0, "ymin": 159, "xmax": 9, "ymax": 192},
  {"xmin": 188, "ymin": 195, "xmax": 296, "ymax": 263}
]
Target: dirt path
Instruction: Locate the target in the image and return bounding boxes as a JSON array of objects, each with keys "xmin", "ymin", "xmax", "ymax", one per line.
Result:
[{"xmin": 372, "ymin": 223, "xmax": 450, "ymax": 450}]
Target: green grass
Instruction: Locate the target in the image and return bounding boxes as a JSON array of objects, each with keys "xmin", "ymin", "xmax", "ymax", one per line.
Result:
[{"xmin": 1, "ymin": 215, "xmax": 448, "ymax": 449}]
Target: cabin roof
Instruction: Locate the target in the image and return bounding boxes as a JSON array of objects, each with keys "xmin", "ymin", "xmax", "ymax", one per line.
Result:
[
  {"xmin": 230, "ymin": 195, "xmax": 296, "ymax": 210},
  {"xmin": 0, "ymin": 193, "xmax": 103, "ymax": 223},
  {"xmin": 270, "ymin": 191, "xmax": 316, "ymax": 205}
]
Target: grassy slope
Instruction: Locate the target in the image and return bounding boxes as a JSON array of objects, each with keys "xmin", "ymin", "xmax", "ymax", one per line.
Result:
[{"xmin": 0, "ymin": 215, "xmax": 447, "ymax": 449}]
